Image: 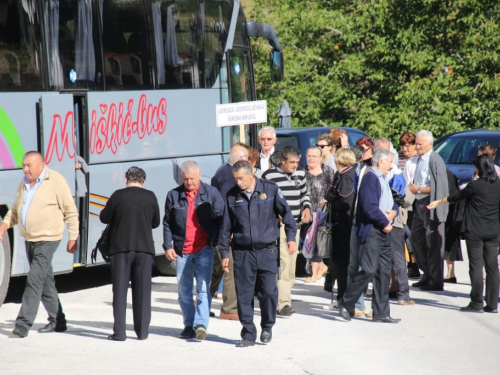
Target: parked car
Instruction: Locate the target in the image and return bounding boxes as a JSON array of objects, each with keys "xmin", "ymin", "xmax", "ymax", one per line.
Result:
[
  {"xmin": 434, "ymin": 129, "xmax": 500, "ymax": 185},
  {"xmin": 275, "ymin": 127, "xmax": 369, "ymax": 167}
]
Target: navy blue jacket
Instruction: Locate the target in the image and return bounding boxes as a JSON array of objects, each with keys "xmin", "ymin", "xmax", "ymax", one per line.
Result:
[
  {"xmin": 211, "ymin": 163, "xmax": 236, "ymax": 199},
  {"xmin": 162, "ymin": 182, "xmax": 225, "ymax": 255},
  {"xmin": 355, "ymin": 170, "xmax": 398, "ymax": 243},
  {"xmin": 218, "ymin": 178, "xmax": 297, "ymax": 259}
]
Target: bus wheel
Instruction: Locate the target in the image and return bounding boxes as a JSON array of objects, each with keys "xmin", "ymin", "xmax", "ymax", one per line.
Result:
[
  {"xmin": 0, "ymin": 222, "xmax": 11, "ymax": 307},
  {"xmin": 154, "ymin": 254, "xmax": 176, "ymax": 276}
]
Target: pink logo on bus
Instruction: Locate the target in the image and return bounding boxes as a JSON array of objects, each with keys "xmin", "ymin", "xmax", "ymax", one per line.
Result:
[{"xmin": 45, "ymin": 111, "xmax": 76, "ymax": 165}]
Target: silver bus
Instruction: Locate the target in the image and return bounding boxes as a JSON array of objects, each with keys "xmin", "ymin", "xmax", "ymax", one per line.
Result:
[{"xmin": 0, "ymin": 0, "xmax": 284, "ymax": 306}]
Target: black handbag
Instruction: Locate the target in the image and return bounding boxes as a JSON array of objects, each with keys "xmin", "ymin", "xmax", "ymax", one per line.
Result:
[
  {"xmin": 316, "ymin": 204, "xmax": 332, "ymax": 258},
  {"xmin": 90, "ymin": 225, "xmax": 112, "ymax": 264}
]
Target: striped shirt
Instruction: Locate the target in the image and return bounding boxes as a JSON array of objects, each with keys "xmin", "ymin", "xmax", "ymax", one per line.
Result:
[{"xmin": 262, "ymin": 167, "xmax": 311, "ymax": 222}]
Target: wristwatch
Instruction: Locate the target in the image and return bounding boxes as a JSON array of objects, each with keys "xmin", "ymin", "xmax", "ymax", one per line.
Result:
[{"xmin": 417, "ymin": 187, "xmax": 421, "ymax": 194}]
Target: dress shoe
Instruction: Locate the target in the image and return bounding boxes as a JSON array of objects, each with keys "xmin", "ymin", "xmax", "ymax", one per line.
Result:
[
  {"xmin": 236, "ymin": 339, "xmax": 255, "ymax": 347},
  {"xmin": 277, "ymin": 305, "xmax": 296, "ymax": 316},
  {"xmin": 483, "ymin": 306, "xmax": 498, "ymax": 313},
  {"xmin": 443, "ymin": 277, "xmax": 457, "ymax": 284},
  {"xmin": 12, "ymin": 325, "xmax": 29, "ymax": 338},
  {"xmin": 412, "ymin": 279, "xmax": 429, "ymax": 287},
  {"xmin": 260, "ymin": 330, "xmax": 272, "ymax": 343},
  {"xmin": 419, "ymin": 284, "xmax": 443, "ymax": 291},
  {"xmin": 388, "ymin": 291, "xmax": 398, "ymax": 299},
  {"xmin": 209, "ymin": 311, "xmax": 215, "ymax": 318},
  {"xmin": 178, "ymin": 326, "xmax": 196, "ymax": 339},
  {"xmin": 338, "ymin": 305, "xmax": 352, "ymax": 321},
  {"xmin": 194, "ymin": 325, "xmax": 207, "ymax": 340},
  {"xmin": 38, "ymin": 322, "xmax": 67, "ymax": 333},
  {"xmin": 459, "ymin": 305, "xmax": 483, "ymax": 313},
  {"xmin": 373, "ymin": 316, "xmax": 401, "ymax": 323},
  {"xmin": 397, "ymin": 299, "xmax": 415, "ymax": 306},
  {"xmin": 107, "ymin": 334, "xmax": 126, "ymax": 341},
  {"xmin": 220, "ymin": 312, "xmax": 239, "ymax": 320},
  {"xmin": 408, "ymin": 269, "xmax": 421, "ymax": 279}
]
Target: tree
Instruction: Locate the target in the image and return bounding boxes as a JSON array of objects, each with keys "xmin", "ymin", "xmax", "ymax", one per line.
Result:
[{"xmin": 248, "ymin": 0, "xmax": 500, "ymax": 141}]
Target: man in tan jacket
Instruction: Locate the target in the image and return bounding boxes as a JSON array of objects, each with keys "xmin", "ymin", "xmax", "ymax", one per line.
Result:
[{"xmin": 0, "ymin": 151, "xmax": 79, "ymax": 338}]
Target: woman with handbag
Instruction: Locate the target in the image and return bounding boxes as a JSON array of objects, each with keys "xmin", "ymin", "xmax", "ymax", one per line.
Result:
[
  {"xmin": 323, "ymin": 148, "xmax": 356, "ymax": 303},
  {"xmin": 303, "ymin": 146, "xmax": 335, "ymax": 282}
]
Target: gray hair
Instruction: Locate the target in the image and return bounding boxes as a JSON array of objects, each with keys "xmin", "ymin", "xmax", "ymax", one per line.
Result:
[
  {"xmin": 307, "ymin": 146, "xmax": 322, "ymax": 157},
  {"xmin": 371, "ymin": 148, "xmax": 392, "ymax": 166},
  {"xmin": 281, "ymin": 146, "xmax": 301, "ymax": 161},
  {"xmin": 181, "ymin": 161, "xmax": 200, "ymax": 174},
  {"xmin": 374, "ymin": 137, "xmax": 391, "ymax": 148},
  {"xmin": 416, "ymin": 130, "xmax": 434, "ymax": 143},
  {"xmin": 125, "ymin": 166, "xmax": 146, "ymax": 183},
  {"xmin": 258, "ymin": 126, "xmax": 276, "ymax": 138},
  {"xmin": 351, "ymin": 145, "xmax": 364, "ymax": 162},
  {"xmin": 229, "ymin": 146, "xmax": 247, "ymax": 163},
  {"xmin": 232, "ymin": 160, "xmax": 253, "ymax": 174}
]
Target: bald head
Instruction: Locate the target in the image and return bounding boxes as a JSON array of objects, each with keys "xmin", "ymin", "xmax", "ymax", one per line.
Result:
[
  {"xmin": 229, "ymin": 145, "xmax": 248, "ymax": 164},
  {"xmin": 375, "ymin": 137, "xmax": 391, "ymax": 151}
]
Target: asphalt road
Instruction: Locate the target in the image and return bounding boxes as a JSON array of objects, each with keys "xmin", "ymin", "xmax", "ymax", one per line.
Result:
[{"xmin": 0, "ymin": 247, "xmax": 499, "ymax": 375}]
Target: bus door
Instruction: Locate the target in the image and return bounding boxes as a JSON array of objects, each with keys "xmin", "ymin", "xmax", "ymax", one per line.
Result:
[{"xmin": 38, "ymin": 93, "xmax": 77, "ymax": 274}]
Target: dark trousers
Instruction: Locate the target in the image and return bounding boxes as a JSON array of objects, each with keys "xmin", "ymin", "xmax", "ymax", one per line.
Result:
[
  {"xmin": 331, "ymin": 226, "xmax": 351, "ymax": 301},
  {"xmin": 210, "ymin": 247, "xmax": 238, "ymax": 314},
  {"xmin": 464, "ymin": 233, "xmax": 499, "ymax": 310},
  {"xmin": 410, "ymin": 197, "xmax": 445, "ymax": 287},
  {"xmin": 233, "ymin": 247, "xmax": 278, "ymax": 342},
  {"xmin": 391, "ymin": 227, "xmax": 410, "ymax": 300},
  {"xmin": 343, "ymin": 229, "xmax": 392, "ymax": 319},
  {"xmin": 16, "ymin": 241, "xmax": 66, "ymax": 328},
  {"xmin": 111, "ymin": 251, "xmax": 153, "ymax": 340}
]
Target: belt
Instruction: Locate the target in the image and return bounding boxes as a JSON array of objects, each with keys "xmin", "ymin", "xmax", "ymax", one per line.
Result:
[{"xmin": 233, "ymin": 242, "xmax": 276, "ymax": 251}]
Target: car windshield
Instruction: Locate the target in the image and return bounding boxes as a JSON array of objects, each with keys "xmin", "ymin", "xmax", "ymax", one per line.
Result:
[{"xmin": 434, "ymin": 136, "xmax": 500, "ymax": 165}]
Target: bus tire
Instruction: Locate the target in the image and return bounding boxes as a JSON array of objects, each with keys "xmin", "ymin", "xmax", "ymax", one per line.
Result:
[
  {"xmin": 0, "ymin": 220, "xmax": 11, "ymax": 307},
  {"xmin": 154, "ymin": 254, "xmax": 176, "ymax": 276}
]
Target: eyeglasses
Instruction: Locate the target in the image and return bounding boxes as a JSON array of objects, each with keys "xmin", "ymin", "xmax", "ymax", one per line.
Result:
[
  {"xmin": 316, "ymin": 144, "xmax": 329, "ymax": 149},
  {"xmin": 402, "ymin": 144, "xmax": 414, "ymax": 149},
  {"xmin": 307, "ymin": 155, "xmax": 320, "ymax": 158},
  {"xmin": 260, "ymin": 138, "xmax": 275, "ymax": 141}
]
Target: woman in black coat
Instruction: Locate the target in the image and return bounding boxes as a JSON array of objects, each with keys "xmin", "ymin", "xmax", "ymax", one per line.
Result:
[
  {"xmin": 428, "ymin": 155, "xmax": 500, "ymax": 313},
  {"xmin": 100, "ymin": 166, "xmax": 160, "ymax": 340}
]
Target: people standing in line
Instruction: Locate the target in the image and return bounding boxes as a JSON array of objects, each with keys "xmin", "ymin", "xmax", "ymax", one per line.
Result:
[
  {"xmin": 338, "ymin": 148, "xmax": 400, "ymax": 323},
  {"xmin": 256, "ymin": 126, "xmax": 278, "ymax": 172},
  {"xmin": 428, "ymin": 154, "xmax": 500, "ymax": 313},
  {"xmin": 303, "ymin": 146, "xmax": 335, "ymax": 283},
  {"xmin": 218, "ymin": 161, "xmax": 297, "ymax": 347},
  {"xmin": 0, "ymin": 151, "xmax": 79, "ymax": 338},
  {"xmin": 262, "ymin": 146, "xmax": 311, "ymax": 316},
  {"xmin": 409, "ymin": 130, "xmax": 449, "ymax": 292},
  {"xmin": 99, "ymin": 166, "xmax": 160, "ymax": 341},
  {"xmin": 316, "ymin": 134, "xmax": 336, "ymax": 172},
  {"xmin": 210, "ymin": 144, "xmax": 249, "ymax": 320},
  {"xmin": 163, "ymin": 161, "xmax": 225, "ymax": 340},
  {"xmin": 323, "ymin": 148, "xmax": 356, "ymax": 304}
]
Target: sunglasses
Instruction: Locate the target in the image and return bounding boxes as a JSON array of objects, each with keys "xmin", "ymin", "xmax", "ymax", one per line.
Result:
[{"xmin": 316, "ymin": 144, "xmax": 329, "ymax": 149}]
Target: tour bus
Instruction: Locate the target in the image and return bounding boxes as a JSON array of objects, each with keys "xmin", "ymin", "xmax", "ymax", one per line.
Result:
[{"xmin": 0, "ymin": 0, "xmax": 284, "ymax": 306}]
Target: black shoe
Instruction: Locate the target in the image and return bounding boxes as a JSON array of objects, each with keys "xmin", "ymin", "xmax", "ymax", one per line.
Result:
[
  {"xmin": 338, "ymin": 305, "xmax": 352, "ymax": 321},
  {"xmin": 178, "ymin": 326, "xmax": 196, "ymax": 339},
  {"xmin": 373, "ymin": 316, "xmax": 401, "ymax": 323},
  {"xmin": 443, "ymin": 277, "xmax": 457, "ymax": 284},
  {"xmin": 260, "ymin": 330, "xmax": 272, "ymax": 343},
  {"xmin": 459, "ymin": 305, "xmax": 483, "ymax": 313},
  {"xmin": 12, "ymin": 325, "xmax": 29, "ymax": 338},
  {"xmin": 194, "ymin": 325, "xmax": 207, "ymax": 340},
  {"xmin": 209, "ymin": 311, "xmax": 215, "ymax": 318},
  {"xmin": 277, "ymin": 305, "xmax": 296, "ymax": 316},
  {"xmin": 236, "ymin": 339, "xmax": 255, "ymax": 347},
  {"xmin": 412, "ymin": 279, "xmax": 429, "ymax": 287},
  {"xmin": 408, "ymin": 269, "xmax": 421, "ymax": 279},
  {"xmin": 38, "ymin": 323, "xmax": 57, "ymax": 333},
  {"xmin": 107, "ymin": 334, "xmax": 126, "ymax": 341},
  {"xmin": 388, "ymin": 291, "xmax": 398, "ymax": 299},
  {"xmin": 419, "ymin": 284, "xmax": 443, "ymax": 291},
  {"xmin": 483, "ymin": 306, "xmax": 498, "ymax": 313}
]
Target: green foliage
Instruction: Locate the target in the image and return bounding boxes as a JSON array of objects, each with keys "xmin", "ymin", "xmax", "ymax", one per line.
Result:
[{"xmin": 248, "ymin": 0, "xmax": 500, "ymax": 141}]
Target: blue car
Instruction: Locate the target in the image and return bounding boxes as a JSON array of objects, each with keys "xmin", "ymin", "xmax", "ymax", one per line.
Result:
[
  {"xmin": 434, "ymin": 129, "xmax": 500, "ymax": 186},
  {"xmin": 275, "ymin": 127, "xmax": 369, "ymax": 167}
]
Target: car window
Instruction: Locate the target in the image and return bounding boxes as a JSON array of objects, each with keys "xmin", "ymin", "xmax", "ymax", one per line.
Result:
[
  {"xmin": 435, "ymin": 136, "xmax": 500, "ymax": 165},
  {"xmin": 347, "ymin": 131, "xmax": 364, "ymax": 147},
  {"xmin": 275, "ymin": 136, "xmax": 298, "ymax": 149},
  {"xmin": 307, "ymin": 133, "xmax": 322, "ymax": 147}
]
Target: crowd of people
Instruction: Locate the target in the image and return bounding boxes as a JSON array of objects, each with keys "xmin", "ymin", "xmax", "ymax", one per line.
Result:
[{"xmin": 1, "ymin": 126, "xmax": 499, "ymax": 344}]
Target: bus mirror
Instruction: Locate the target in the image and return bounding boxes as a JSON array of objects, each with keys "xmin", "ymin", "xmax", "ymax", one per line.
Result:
[{"xmin": 270, "ymin": 50, "xmax": 284, "ymax": 82}]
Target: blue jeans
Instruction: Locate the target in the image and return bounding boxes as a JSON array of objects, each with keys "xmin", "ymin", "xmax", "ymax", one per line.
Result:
[
  {"xmin": 348, "ymin": 222, "xmax": 365, "ymax": 311},
  {"xmin": 176, "ymin": 245, "xmax": 214, "ymax": 328}
]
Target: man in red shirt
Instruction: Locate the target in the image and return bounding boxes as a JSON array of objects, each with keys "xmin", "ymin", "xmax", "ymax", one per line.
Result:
[{"xmin": 163, "ymin": 161, "xmax": 225, "ymax": 340}]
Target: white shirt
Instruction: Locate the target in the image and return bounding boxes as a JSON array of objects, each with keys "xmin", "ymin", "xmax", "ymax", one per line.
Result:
[
  {"xmin": 259, "ymin": 146, "xmax": 275, "ymax": 172},
  {"xmin": 403, "ymin": 156, "xmax": 418, "ymax": 185}
]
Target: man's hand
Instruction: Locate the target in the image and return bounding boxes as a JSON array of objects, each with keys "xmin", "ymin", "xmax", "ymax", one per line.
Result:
[
  {"xmin": 301, "ymin": 208, "xmax": 311, "ymax": 224},
  {"xmin": 287, "ymin": 241, "xmax": 297, "ymax": 255},
  {"xmin": 165, "ymin": 249, "xmax": 177, "ymax": 262},
  {"xmin": 67, "ymin": 240, "xmax": 78, "ymax": 254},
  {"xmin": 382, "ymin": 224, "xmax": 393, "ymax": 233},
  {"xmin": 221, "ymin": 258, "xmax": 230, "ymax": 273},
  {"xmin": 408, "ymin": 183, "xmax": 419, "ymax": 194},
  {"xmin": 385, "ymin": 210, "xmax": 397, "ymax": 221}
]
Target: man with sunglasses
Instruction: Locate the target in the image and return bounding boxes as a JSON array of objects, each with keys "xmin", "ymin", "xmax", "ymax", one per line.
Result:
[
  {"xmin": 257, "ymin": 127, "xmax": 278, "ymax": 172},
  {"xmin": 262, "ymin": 146, "xmax": 311, "ymax": 316}
]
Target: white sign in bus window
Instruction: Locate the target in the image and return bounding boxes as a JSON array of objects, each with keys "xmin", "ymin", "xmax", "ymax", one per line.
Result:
[{"xmin": 216, "ymin": 100, "xmax": 267, "ymax": 127}]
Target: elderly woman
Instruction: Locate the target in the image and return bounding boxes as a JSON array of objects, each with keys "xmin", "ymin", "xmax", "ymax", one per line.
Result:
[
  {"xmin": 324, "ymin": 148, "xmax": 356, "ymax": 303},
  {"xmin": 303, "ymin": 146, "xmax": 335, "ymax": 282},
  {"xmin": 100, "ymin": 167, "xmax": 160, "ymax": 340},
  {"xmin": 428, "ymin": 154, "xmax": 500, "ymax": 313},
  {"xmin": 316, "ymin": 134, "xmax": 336, "ymax": 172}
]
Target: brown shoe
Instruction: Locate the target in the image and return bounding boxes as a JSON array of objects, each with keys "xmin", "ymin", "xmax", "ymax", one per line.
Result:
[
  {"xmin": 220, "ymin": 312, "xmax": 239, "ymax": 320},
  {"xmin": 397, "ymin": 299, "xmax": 416, "ymax": 306},
  {"xmin": 354, "ymin": 309, "xmax": 366, "ymax": 316}
]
